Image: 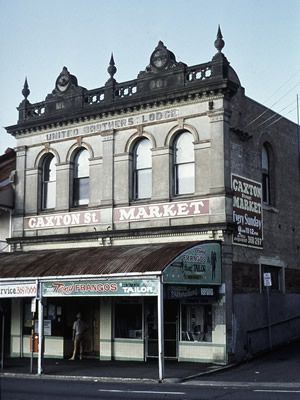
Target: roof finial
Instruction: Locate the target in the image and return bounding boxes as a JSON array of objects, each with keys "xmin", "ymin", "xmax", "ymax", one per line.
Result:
[
  {"xmin": 107, "ymin": 53, "xmax": 117, "ymax": 81},
  {"xmin": 22, "ymin": 77, "xmax": 30, "ymax": 99},
  {"xmin": 214, "ymin": 25, "xmax": 225, "ymax": 53}
]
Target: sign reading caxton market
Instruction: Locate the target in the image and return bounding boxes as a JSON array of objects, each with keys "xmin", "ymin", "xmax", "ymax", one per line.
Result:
[
  {"xmin": 24, "ymin": 210, "xmax": 101, "ymax": 230},
  {"xmin": 45, "ymin": 108, "xmax": 179, "ymax": 141},
  {"xmin": 43, "ymin": 280, "xmax": 159, "ymax": 297},
  {"xmin": 114, "ymin": 199, "xmax": 209, "ymax": 222},
  {"xmin": 232, "ymin": 174, "xmax": 263, "ymax": 249}
]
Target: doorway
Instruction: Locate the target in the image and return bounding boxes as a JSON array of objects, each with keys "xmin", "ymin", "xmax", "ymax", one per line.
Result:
[
  {"xmin": 145, "ymin": 299, "xmax": 178, "ymax": 359},
  {"xmin": 66, "ymin": 298, "xmax": 100, "ymax": 357}
]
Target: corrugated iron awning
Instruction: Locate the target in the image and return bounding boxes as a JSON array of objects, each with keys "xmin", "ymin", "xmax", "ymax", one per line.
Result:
[{"xmin": 0, "ymin": 242, "xmax": 198, "ymax": 279}]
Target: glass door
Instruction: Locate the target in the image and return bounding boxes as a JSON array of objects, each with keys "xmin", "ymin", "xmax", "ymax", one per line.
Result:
[{"xmin": 145, "ymin": 299, "xmax": 178, "ymax": 359}]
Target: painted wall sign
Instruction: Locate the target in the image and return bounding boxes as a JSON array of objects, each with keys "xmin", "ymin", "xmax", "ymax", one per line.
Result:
[
  {"xmin": 24, "ymin": 210, "xmax": 101, "ymax": 230},
  {"xmin": 0, "ymin": 283, "xmax": 37, "ymax": 298},
  {"xmin": 163, "ymin": 242, "xmax": 221, "ymax": 285},
  {"xmin": 43, "ymin": 279, "xmax": 159, "ymax": 297},
  {"xmin": 45, "ymin": 109, "xmax": 179, "ymax": 141},
  {"xmin": 232, "ymin": 174, "xmax": 263, "ymax": 249},
  {"xmin": 114, "ymin": 199, "xmax": 210, "ymax": 222}
]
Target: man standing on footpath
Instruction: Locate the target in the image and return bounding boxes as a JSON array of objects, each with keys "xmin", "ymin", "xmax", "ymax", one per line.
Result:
[{"xmin": 69, "ymin": 312, "xmax": 87, "ymax": 360}]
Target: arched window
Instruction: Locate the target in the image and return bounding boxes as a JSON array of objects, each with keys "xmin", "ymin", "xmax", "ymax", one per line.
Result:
[
  {"xmin": 133, "ymin": 138, "xmax": 152, "ymax": 200},
  {"xmin": 42, "ymin": 154, "xmax": 56, "ymax": 209},
  {"xmin": 173, "ymin": 131, "xmax": 195, "ymax": 195},
  {"xmin": 262, "ymin": 145, "xmax": 270, "ymax": 204},
  {"xmin": 73, "ymin": 148, "xmax": 89, "ymax": 206}
]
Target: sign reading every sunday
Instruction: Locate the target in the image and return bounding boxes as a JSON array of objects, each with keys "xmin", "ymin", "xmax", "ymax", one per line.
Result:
[{"xmin": 232, "ymin": 174, "xmax": 263, "ymax": 249}]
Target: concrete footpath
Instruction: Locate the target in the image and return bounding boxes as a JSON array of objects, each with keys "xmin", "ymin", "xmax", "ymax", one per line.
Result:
[{"xmin": 1, "ymin": 339, "xmax": 300, "ymax": 384}]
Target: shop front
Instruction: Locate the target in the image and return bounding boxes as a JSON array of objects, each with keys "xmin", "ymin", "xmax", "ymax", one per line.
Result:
[{"xmin": 0, "ymin": 241, "xmax": 225, "ymax": 379}]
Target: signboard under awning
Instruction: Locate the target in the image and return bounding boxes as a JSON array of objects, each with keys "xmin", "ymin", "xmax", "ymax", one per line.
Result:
[
  {"xmin": 0, "ymin": 283, "xmax": 37, "ymax": 298},
  {"xmin": 43, "ymin": 279, "xmax": 159, "ymax": 297},
  {"xmin": 163, "ymin": 242, "xmax": 221, "ymax": 285}
]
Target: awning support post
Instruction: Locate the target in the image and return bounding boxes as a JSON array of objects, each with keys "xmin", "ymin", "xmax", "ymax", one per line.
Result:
[
  {"xmin": 37, "ymin": 283, "xmax": 43, "ymax": 375},
  {"xmin": 157, "ymin": 277, "xmax": 164, "ymax": 382}
]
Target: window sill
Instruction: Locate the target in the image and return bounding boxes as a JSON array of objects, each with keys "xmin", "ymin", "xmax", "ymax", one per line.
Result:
[{"xmin": 263, "ymin": 203, "xmax": 278, "ymax": 213}]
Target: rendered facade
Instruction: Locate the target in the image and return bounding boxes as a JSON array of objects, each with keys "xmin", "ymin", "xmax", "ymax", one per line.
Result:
[{"xmin": 1, "ymin": 28, "xmax": 300, "ymax": 375}]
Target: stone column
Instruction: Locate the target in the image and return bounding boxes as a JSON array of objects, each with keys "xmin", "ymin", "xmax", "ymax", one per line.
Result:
[
  {"xmin": 56, "ymin": 162, "xmax": 71, "ymax": 211},
  {"xmin": 89, "ymin": 157, "xmax": 103, "ymax": 208},
  {"xmin": 151, "ymin": 147, "xmax": 171, "ymax": 202},
  {"xmin": 208, "ymin": 107, "xmax": 232, "ymax": 194},
  {"xmin": 101, "ymin": 131, "xmax": 114, "ymax": 207},
  {"xmin": 24, "ymin": 168, "xmax": 39, "ymax": 215}
]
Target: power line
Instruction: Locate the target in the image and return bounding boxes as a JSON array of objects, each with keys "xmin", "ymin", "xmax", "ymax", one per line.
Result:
[
  {"xmin": 264, "ymin": 105, "xmax": 298, "ymax": 129},
  {"xmin": 262, "ymin": 69, "xmax": 300, "ymax": 104},
  {"xmin": 254, "ymin": 100, "xmax": 296, "ymax": 129},
  {"xmin": 246, "ymin": 78, "xmax": 300, "ymax": 128}
]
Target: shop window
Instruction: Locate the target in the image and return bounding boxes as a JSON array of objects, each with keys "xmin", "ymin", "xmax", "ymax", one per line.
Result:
[
  {"xmin": 23, "ymin": 300, "xmax": 64, "ymax": 337},
  {"xmin": 73, "ymin": 148, "xmax": 89, "ymax": 206},
  {"xmin": 42, "ymin": 154, "xmax": 56, "ymax": 209},
  {"xmin": 181, "ymin": 304, "xmax": 212, "ymax": 342},
  {"xmin": 261, "ymin": 265, "xmax": 283, "ymax": 292},
  {"xmin": 133, "ymin": 138, "xmax": 152, "ymax": 200},
  {"xmin": 114, "ymin": 301, "xmax": 142, "ymax": 339},
  {"xmin": 262, "ymin": 145, "xmax": 271, "ymax": 204},
  {"xmin": 173, "ymin": 131, "xmax": 195, "ymax": 195}
]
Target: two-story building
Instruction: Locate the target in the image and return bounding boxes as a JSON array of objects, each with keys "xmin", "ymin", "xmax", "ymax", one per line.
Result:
[{"xmin": 1, "ymin": 28, "xmax": 299, "ymax": 378}]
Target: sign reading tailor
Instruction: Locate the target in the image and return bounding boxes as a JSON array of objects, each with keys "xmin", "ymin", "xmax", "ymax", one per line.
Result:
[
  {"xmin": 163, "ymin": 242, "xmax": 221, "ymax": 285},
  {"xmin": 232, "ymin": 174, "xmax": 263, "ymax": 249},
  {"xmin": 43, "ymin": 280, "xmax": 159, "ymax": 297},
  {"xmin": 24, "ymin": 210, "xmax": 101, "ymax": 230},
  {"xmin": 0, "ymin": 283, "xmax": 37, "ymax": 298},
  {"xmin": 114, "ymin": 199, "xmax": 210, "ymax": 222}
]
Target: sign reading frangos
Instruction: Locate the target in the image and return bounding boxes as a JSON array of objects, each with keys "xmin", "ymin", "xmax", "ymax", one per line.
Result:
[
  {"xmin": 43, "ymin": 280, "xmax": 158, "ymax": 297},
  {"xmin": 232, "ymin": 174, "xmax": 263, "ymax": 249}
]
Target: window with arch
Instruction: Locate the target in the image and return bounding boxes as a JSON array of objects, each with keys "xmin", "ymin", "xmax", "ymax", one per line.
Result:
[
  {"xmin": 73, "ymin": 148, "xmax": 89, "ymax": 206},
  {"xmin": 133, "ymin": 138, "xmax": 152, "ymax": 200},
  {"xmin": 262, "ymin": 144, "xmax": 271, "ymax": 204},
  {"xmin": 173, "ymin": 131, "xmax": 195, "ymax": 195},
  {"xmin": 42, "ymin": 154, "xmax": 56, "ymax": 209}
]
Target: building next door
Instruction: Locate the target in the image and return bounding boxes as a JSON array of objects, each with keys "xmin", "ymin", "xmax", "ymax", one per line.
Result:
[{"xmin": 145, "ymin": 299, "xmax": 178, "ymax": 359}]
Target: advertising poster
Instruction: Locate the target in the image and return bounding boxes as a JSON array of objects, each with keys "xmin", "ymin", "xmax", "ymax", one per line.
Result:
[{"xmin": 232, "ymin": 174, "xmax": 263, "ymax": 249}]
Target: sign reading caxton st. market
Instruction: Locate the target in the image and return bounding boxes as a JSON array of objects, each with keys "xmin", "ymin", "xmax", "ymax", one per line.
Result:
[
  {"xmin": 232, "ymin": 174, "xmax": 263, "ymax": 249},
  {"xmin": 24, "ymin": 210, "xmax": 101, "ymax": 230},
  {"xmin": 43, "ymin": 280, "xmax": 159, "ymax": 297},
  {"xmin": 45, "ymin": 108, "xmax": 179, "ymax": 141},
  {"xmin": 114, "ymin": 199, "xmax": 210, "ymax": 222}
]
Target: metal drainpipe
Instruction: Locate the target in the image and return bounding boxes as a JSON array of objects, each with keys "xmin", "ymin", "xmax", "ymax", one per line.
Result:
[
  {"xmin": 157, "ymin": 276, "xmax": 164, "ymax": 382},
  {"xmin": 37, "ymin": 282, "xmax": 43, "ymax": 375}
]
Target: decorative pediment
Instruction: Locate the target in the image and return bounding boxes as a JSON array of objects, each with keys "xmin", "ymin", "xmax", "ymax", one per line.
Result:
[
  {"xmin": 138, "ymin": 41, "xmax": 186, "ymax": 77},
  {"xmin": 52, "ymin": 67, "xmax": 79, "ymax": 95}
]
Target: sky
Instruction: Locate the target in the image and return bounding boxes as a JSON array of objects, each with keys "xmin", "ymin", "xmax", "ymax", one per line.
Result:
[{"xmin": 0, "ymin": 0, "xmax": 299, "ymax": 154}]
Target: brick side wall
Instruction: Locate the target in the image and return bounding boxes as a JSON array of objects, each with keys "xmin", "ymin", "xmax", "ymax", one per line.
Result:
[
  {"xmin": 285, "ymin": 268, "xmax": 300, "ymax": 294},
  {"xmin": 232, "ymin": 261, "xmax": 260, "ymax": 294}
]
